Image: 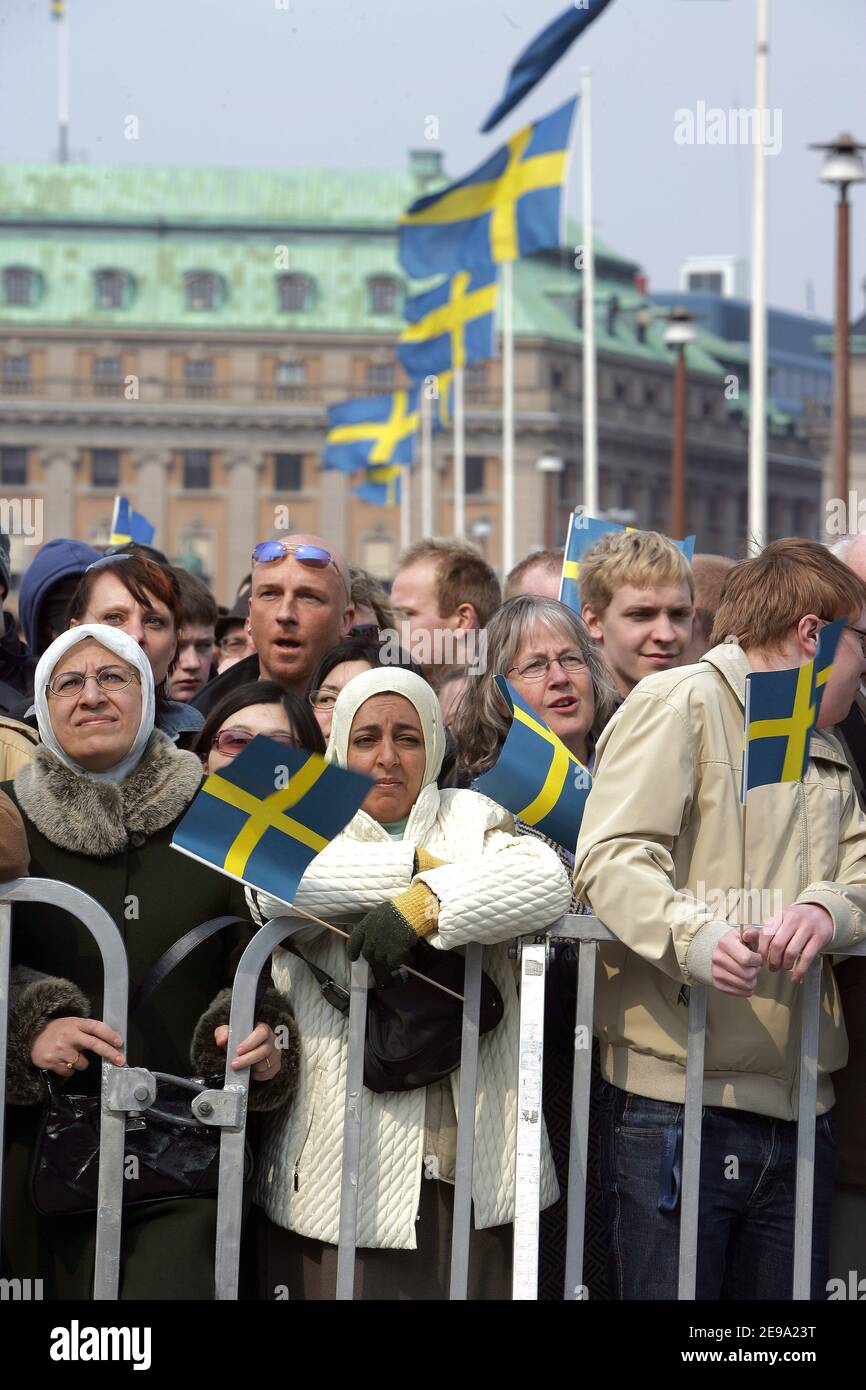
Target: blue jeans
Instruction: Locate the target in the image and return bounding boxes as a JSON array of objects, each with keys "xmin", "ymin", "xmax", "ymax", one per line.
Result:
[{"xmin": 598, "ymin": 1081, "xmax": 836, "ymax": 1300}]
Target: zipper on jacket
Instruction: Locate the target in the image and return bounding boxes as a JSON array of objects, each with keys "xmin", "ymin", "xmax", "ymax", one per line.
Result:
[{"xmin": 292, "ymin": 1072, "xmax": 321, "ymax": 1192}]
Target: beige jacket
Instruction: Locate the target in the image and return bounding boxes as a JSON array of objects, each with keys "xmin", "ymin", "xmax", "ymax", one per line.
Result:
[
  {"xmin": 0, "ymin": 716, "xmax": 37, "ymax": 783},
  {"xmin": 574, "ymin": 643, "xmax": 866, "ymax": 1120}
]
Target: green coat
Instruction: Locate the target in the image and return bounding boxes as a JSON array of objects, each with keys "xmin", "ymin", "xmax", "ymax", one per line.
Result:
[{"xmin": 1, "ymin": 730, "xmax": 298, "ymax": 1300}]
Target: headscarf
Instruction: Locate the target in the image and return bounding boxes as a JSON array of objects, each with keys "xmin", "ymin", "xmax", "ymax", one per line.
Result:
[
  {"xmin": 33, "ymin": 624, "xmax": 156, "ymax": 784},
  {"xmin": 326, "ymin": 667, "xmax": 445, "ymax": 791}
]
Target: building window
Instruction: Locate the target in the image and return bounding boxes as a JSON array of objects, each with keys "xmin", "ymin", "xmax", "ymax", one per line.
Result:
[
  {"xmin": 613, "ymin": 379, "xmax": 629, "ymax": 404},
  {"xmin": 94, "ymin": 270, "xmax": 129, "ymax": 309},
  {"xmin": 3, "ymin": 267, "xmax": 37, "ymax": 306},
  {"xmin": 686, "ymin": 271, "xmax": 723, "ymax": 294},
  {"xmin": 643, "ymin": 383, "xmax": 657, "ymax": 408},
  {"xmin": 2, "ymin": 355, "xmax": 31, "ymax": 393},
  {"xmin": 465, "ymin": 455, "xmax": 485, "ymax": 496},
  {"xmin": 274, "ymin": 454, "xmax": 303, "ymax": 492},
  {"xmin": 0, "ymin": 448, "xmax": 27, "ymax": 485},
  {"xmin": 91, "ymin": 449, "xmax": 120, "ymax": 489},
  {"xmin": 275, "ymin": 360, "xmax": 305, "ymax": 386},
  {"xmin": 184, "ymin": 359, "xmax": 214, "ymax": 398},
  {"xmin": 367, "ymin": 276, "xmax": 400, "ymax": 315},
  {"xmin": 277, "ymin": 274, "xmax": 311, "ymax": 312},
  {"xmin": 367, "ymin": 361, "xmax": 395, "ymax": 388},
  {"xmin": 183, "ymin": 450, "xmax": 212, "ymax": 490},
  {"xmin": 92, "ymin": 355, "xmax": 123, "ymax": 395},
  {"xmin": 701, "ymin": 396, "xmax": 715, "ymax": 420},
  {"xmin": 464, "ymin": 363, "xmax": 487, "ymax": 400},
  {"xmin": 550, "ymin": 365, "xmax": 566, "ymax": 391},
  {"xmin": 184, "ymin": 272, "xmax": 221, "ymax": 311}
]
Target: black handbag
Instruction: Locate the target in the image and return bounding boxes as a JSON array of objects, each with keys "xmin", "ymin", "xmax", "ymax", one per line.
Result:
[
  {"xmin": 29, "ymin": 915, "xmax": 260, "ymax": 1217},
  {"xmin": 284, "ymin": 936, "xmax": 504, "ymax": 1094}
]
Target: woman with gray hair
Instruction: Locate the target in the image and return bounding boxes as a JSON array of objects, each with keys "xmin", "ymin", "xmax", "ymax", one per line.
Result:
[{"xmin": 451, "ymin": 594, "xmax": 617, "ymax": 784}]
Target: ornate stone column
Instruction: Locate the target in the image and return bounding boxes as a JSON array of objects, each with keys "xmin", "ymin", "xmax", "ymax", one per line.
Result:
[
  {"xmin": 224, "ymin": 451, "xmax": 265, "ymax": 592},
  {"xmin": 131, "ymin": 447, "xmax": 173, "ymax": 548},
  {"xmin": 41, "ymin": 447, "xmax": 78, "ymax": 539}
]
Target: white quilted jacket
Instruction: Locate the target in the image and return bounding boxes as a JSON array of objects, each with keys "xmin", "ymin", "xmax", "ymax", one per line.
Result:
[{"xmin": 249, "ymin": 784, "xmax": 570, "ymax": 1250}]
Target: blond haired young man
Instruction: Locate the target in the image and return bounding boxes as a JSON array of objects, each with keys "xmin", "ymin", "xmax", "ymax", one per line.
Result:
[
  {"xmin": 579, "ymin": 530, "xmax": 694, "ymax": 699},
  {"xmin": 574, "ymin": 538, "xmax": 866, "ymax": 1300}
]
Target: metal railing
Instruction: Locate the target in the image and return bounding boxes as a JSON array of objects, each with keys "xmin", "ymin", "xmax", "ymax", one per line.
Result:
[{"xmin": 1, "ymin": 881, "xmax": 862, "ymax": 1301}]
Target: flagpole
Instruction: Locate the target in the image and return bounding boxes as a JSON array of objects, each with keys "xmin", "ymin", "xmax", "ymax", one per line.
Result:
[
  {"xmin": 747, "ymin": 0, "xmax": 769, "ymax": 553},
  {"xmin": 502, "ymin": 259, "xmax": 515, "ymax": 574},
  {"xmin": 57, "ymin": 0, "xmax": 70, "ymax": 163},
  {"xmin": 739, "ymin": 676, "xmax": 752, "ymax": 945},
  {"xmin": 580, "ymin": 68, "xmax": 599, "ymax": 516},
  {"xmin": 421, "ymin": 388, "xmax": 434, "ymax": 537},
  {"xmin": 453, "ymin": 365, "xmax": 466, "ymax": 537},
  {"xmin": 291, "ymin": 905, "xmax": 463, "ymax": 1001},
  {"xmin": 400, "ymin": 465, "xmax": 412, "ymax": 551}
]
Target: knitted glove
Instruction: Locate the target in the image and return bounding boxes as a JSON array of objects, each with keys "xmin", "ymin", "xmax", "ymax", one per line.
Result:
[
  {"xmin": 348, "ymin": 881, "xmax": 441, "ymax": 971},
  {"xmin": 414, "ymin": 847, "xmax": 446, "ymax": 874}
]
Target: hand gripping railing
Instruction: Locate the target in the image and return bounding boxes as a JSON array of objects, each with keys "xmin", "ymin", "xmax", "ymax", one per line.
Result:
[{"xmin": 0, "ymin": 877, "xmax": 159, "ymax": 1302}]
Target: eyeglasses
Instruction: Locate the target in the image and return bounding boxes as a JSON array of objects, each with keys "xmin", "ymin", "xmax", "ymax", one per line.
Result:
[
  {"xmin": 847, "ymin": 625, "xmax": 866, "ymax": 659},
  {"xmin": 210, "ymin": 727, "xmax": 301, "ymax": 759},
  {"xmin": 251, "ymin": 541, "xmax": 348, "ymax": 596},
  {"xmin": 218, "ymin": 633, "xmax": 250, "ymax": 655},
  {"xmin": 505, "ymin": 652, "xmax": 587, "ymax": 682},
  {"xmin": 309, "ymin": 689, "xmax": 339, "ymax": 711},
  {"xmin": 350, "ymin": 624, "xmax": 380, "ymax": 641},
  {"xmin": 47, "ymin": 666, "xmax": 140, "ymax": 698}
]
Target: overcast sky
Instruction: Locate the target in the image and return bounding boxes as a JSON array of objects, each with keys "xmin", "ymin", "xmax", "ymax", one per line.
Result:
[{"xmin": 0, "ymin": 0, "xmax": 863, "ymax": 320}]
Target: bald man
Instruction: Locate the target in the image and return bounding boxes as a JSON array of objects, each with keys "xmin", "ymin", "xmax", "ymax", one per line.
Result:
[{"xmin": 193, "ymin": 533, "xmax": 355, "ymax": 716}]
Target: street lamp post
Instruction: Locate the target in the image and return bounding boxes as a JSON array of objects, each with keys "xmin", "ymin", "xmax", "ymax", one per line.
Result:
[
  {"xmin": 809, "ymin": 133, "xmax": 866, "ymax": 504},
  {"xmin": 536, "ymin": 453, "xmax": 565, "ymax": 548},
  {"xmin": 663, "ymin": 306, "xmax": 697, "ymax": 539}
]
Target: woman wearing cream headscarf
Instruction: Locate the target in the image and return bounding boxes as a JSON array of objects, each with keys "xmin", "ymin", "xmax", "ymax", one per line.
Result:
[
  {"xmin": 2, "ymin": 625, "xmax": 299, "ymax": 1301},
  {"xmin": 249, "ymin": 666, "xmax": 571, "ymax": 1300}
]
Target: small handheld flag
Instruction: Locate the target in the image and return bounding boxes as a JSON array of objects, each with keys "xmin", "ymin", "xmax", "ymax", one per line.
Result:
[
  {"xmin": 559, "ymin": 512, "xmax": 696, "ymax": 613},
  {"xmin": 399, "ymin": 98, "xmax": 577, "ymax": 278},
  {"xmin": 473, "ymin": 676, "xmax": 591, "ymax": 852},
  {"xmin": 397, "ymin": 269, "xmax": 497, "ymax": 383},
  {"xmin": 323, "ymin": 389, "xmax": 419, "ymax": 473},
  {"xmin": 481, "ymin": 1, "xmax": 615, "ymax": 133},
  {"xmin": 740, "ymin": 619, "xmax": 844, "ymax": 797},
  {"xmin": 109, "ymin": 496, "xmax": 155, "ymax": 547},
  {"xmin": 171, "ymin": 736, "xmax": 372, "ymax": 903}
]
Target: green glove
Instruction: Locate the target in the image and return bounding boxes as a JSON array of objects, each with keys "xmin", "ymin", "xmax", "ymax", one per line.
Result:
[{"xmin": 348, "ymin": 882, "xmax": 440, "ymax": 971}]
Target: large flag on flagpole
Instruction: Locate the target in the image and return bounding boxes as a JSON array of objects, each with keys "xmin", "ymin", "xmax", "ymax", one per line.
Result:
[
  {"xmin": 558, "ymin": 512, "xmax": 696, "ymax": 614},
  {"xmin": 109, "ymin": 495, "xmax": 155, "ymax": 547},
  {"xmin": 481, "ymin": 1, "xmax": 615, "ymax": 133},
  {"xmin": 397, "ymin": 269, "xmax": 497, "ymax": 382},
  {"xmin": 171, "ymin": 736, "xmax": 372, "ymax": 902},
  {"xmin": 473, "ymin": 677, "xmax": 591, "ymax": 852},
  {"xmin": 354, "ymin": 463, "xmax": 403, "ymax": 508},
  {"xmin": 399, "ymin": 98, "xmax": 577, "ymax": 279},
  {"xmin": 323, "ymin": 388, "xmax": 420, "ymax": 473}
]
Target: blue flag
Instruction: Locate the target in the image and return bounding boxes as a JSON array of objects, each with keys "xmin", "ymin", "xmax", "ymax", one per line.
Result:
[
  {"xmin": 481, "ymin": 1, "xmax": 615, "ymax": 133},
  {"xmin": 741, "ymin": 619, "xmax": 844, "ymax": 798},
  {"xmin": 399, "ymin": 98, "xmax": 576, "ymax": 279},
  {"xmin": 323, "ymin": 388, "xmax": 419, "ymax": 473},
  {"xmin": 171, "ymin": 736, "xmax": 372, "ymax": 902},
  {"xmin": 110, "ymin": 495, "xmax": 155, "ymax": 547},
  {"xmin": 473, "ymin": 676, "xmax": 591, "ymax": 852},
  {"xmin": 354, "ymin": 463, "xmax": 403, "ymax": 507},
  {"xmin": 559, "ymin": 512, "xmax": 696, "ymax": 614},
  {"xmin": 398, "ymin": 269, "xmax": 497, "ymax": 383}
]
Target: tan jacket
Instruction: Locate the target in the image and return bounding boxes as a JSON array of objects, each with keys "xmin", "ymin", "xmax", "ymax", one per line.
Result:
[
  {"xmin": 0, "ymin": 716, "xmax": 38, "ymax": 783},
  {"xmin": 0, "ymin": 788, "xmax": 28, "ymax": 880},
  {"xmin": 574, "ymin": 643, "xmax": 866, "ymax": 1120}
]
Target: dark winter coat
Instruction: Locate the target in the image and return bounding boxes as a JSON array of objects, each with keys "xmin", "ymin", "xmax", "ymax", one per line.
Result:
[{"xmin": 1, "ymin": 730, "xmax": 300, "ymax": 1299}]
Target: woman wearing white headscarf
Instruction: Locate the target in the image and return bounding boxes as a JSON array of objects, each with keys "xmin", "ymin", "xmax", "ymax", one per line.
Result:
[
  {"xmin": 249, "ymin": 667, "xmax": 571, "ymax": 1300},
  {"xmin": 2, "ymin": 625, "xmax": 299, "ymax": 1300}
]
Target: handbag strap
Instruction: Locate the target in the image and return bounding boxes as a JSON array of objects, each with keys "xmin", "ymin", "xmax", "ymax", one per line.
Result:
[
  {"xmin": 128, "ymin": 915, "xmax": 266, "ymax": 1019},
  {"xmin": 248, "ymin": 892, "xmax": 351, "ymax": 1015}
]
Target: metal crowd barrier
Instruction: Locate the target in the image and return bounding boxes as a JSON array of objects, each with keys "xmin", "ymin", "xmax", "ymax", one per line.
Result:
[{"xmin": 2, "ymin": 881, "xmax": 864, "ymax": 1301}]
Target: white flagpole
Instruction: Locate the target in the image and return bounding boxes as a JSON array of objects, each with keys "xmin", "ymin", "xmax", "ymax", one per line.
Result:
[
  {"xmin": 421, "ymin": 388, "xmax": 434, "ymax": 537},
  {"xmin": 580, "ymin": 68, "xmax": 599, "ymax": 516},
  {"xmin": 453, "ymin": 365, "xmax": 466, "ymax": 537},
  {"xmin": 57, "ymin": 2, "xmax": 70, "ymax": 163},
  {"xmin": 400, "ymin": 466, "xmax": 412, "ymax": 550},
  {"xmin": 747, "ymin": 0, "xmax": 769, "ymax": 553},
  {"xmin": 502, "ymin": 259, "xmax": 515, "ymax": 574}
]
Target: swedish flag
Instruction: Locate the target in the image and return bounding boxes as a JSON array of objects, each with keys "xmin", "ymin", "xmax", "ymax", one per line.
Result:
[
  {"xmin": 481, "ymin": 2, "xmax": 615, "ymax": 133},
  {"xmin": 323, "ymin": 388, "xmax": 419, "ymax": 473},
  {"xmin": 399, "ymin": 98, "xmax": 577, "ymax": 279},
  {"xmin": 397, "ymin": 269, "xmax": 497, "ymax": 383},
  {"xmin": 172, "ymin": 736, "xmax": 372, "ymax": 900},
  {"xmin": 473, "ymin": 677, "xmax": 591, "ymax": 853},
  {"xmin": 109, "ymin": 496, "xmax": 155, "ymax": 547},
  {"xmin": 559, "ymin": 512, "xmax": 696, "ymax": 614},
  {"xmin": 741, "ymin": 619, "xmax": 844, "ymax": 796},
  {"xmin": 354, "ymin": 463, "xmax": 402, "ymax": 508}
]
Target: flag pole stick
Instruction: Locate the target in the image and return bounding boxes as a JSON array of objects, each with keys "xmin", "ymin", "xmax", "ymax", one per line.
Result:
[
  {"xmin": 502, "ymin": 258, "xmax": 515, "ymax": 574},
  {"xmin": 738, "ymin": 798, "xmax": 749, "ymax": 946},
  {"xmin": 453, "ymin": 365, "xmax": 466, "ymax": 537},
  {"xmin": 580, "ymin": 68, "xmax": 599, "ymax": 516},
  {"xmin": 747, "ymin": 0, "xmax": 769, "ymax": 553},
  {"xmin": 289, "ymin": 904, "xmax": 464, "ymax": 1002},
  {"xmin": 400, "ymin": 465, "xmax": 411, "ymax": 551},
  {"xmin": 739, "ymin": 675, "xmax": 752, "ymax": 944},
  {"xmin": 421, "ymin": 388, "xmax": 434, "ymax": 537}
]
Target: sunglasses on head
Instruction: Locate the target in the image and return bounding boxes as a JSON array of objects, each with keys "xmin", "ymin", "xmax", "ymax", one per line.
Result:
[
  {"xmin": 251, "ymin": 541, "xmax": 349, "ymax": 598},
  {"xmin": 210, "ymin": 727, "xmax": 301, "ymax": 759}
]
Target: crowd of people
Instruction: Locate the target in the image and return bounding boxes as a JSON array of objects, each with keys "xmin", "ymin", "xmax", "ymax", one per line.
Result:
[{"xmin": 0, "ymin": 518, "xmax": 865, "ymax": 1302}]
